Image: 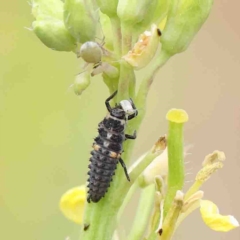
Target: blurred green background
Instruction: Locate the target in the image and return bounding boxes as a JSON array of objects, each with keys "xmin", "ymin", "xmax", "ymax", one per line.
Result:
[{"xmin": 1, "ymin": 1, "xmax": 240, "ymax": 240}]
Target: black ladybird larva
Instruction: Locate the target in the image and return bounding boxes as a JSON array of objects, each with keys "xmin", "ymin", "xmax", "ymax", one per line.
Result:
[{"xmin": 87, "ymin": 91, "xmax": 138, "ymax": 203}]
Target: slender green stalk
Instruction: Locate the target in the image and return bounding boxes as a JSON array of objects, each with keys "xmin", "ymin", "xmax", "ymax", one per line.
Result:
[
  {"xmin": 116, "ymin": 50, "xmax": 171, "ymax": 200},
  {"xmin": 184, "ymin": 181, "xmax": 202, "ymax": 200},
  {"xmin": 110, "ymin": 17, "xmax": 122, "ymax": 57},
  {"xmin": 117, "ymin": 181, "xmax": 138, "ymax": 221},
  {"xmin": 135, "ymin": 50, "xmax": 170, "ymax": 128},
  {"xmin": 121, "ymin": 23, "xmax": 132, "ymax": 55},
  {"xmin": 127, "ymin": 185, "xmax": 155, "ymax": 240},
  {"xmin": 117, "ymin": 60, "xmax": 134, "ymax": 101},
  {"xmin": 147, "ymin": 211, "xmax": 160, "ymax": 240},
  {"xmin": 129, "ymin": 152, "xmax": 160, "ymax": 185},
  {"xmin": 160, "ymin": 191, "xmax": 184, "ymax": 240},
  {"xmin": 164, "ymin": 109, "xmax": 188, "ymax": 217}
]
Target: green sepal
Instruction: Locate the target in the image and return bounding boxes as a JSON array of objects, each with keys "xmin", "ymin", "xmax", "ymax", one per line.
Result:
[
  {"xmin": 117, "ymin": 0, "xmax": 158, "ymax": 26},
  {"xmin": 32, "ymin": 19, "xmax": 76, "ymax": 52},
  {"xmin": 64, "ymin": 0, "xmax": 97, "ymax": 43},
  {"xmin": 96, "ymin": 0, "xmax": 118, "ymax": 17},
  {"xmin": 31, "ymin": 0, "xmax": 64, "ymax": 20}
]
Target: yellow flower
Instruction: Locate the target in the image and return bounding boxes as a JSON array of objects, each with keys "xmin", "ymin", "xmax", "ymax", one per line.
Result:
[
  {"xmin": 59, "ymin": 185, "xmax": 86, "ymax": 224},
  {"xmin": 200, "ymin": 200, "xmax": 239, "ymax": 232}
]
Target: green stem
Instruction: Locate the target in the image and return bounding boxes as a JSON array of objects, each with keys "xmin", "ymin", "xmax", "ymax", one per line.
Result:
[
  {"xmin": 129, "ymin": 152, "xmax": 160, "ymax": 186},
  {"xmin": 164, "ymin": 121, "xmax": 185, "ymax": 217},
  {"xmin": 117, "ymin": 60, "xmax": 134, "ymax": 102},
  {"xmin": 135, "ymin": 50, "xmax": 170, "ymax": 128},
  {"xmin": 127, "ymin": 185, "xmax": 155, "ymax": 240},
  {"xmin": 110, "ymin": 17, "xmax": 122, "ymax": 57},
  {"xmin": 117, "ymin": 181, "xmax": 138, "ymax": 221},
  {"xmin": 116, "ymin": 50, "xmax": 170, "ymax": 200},
  {"xmin": 121, "ymin": 23, "xmax": 132, "ymax": 55},
  {"xmin": 80, "ymin": 50, "xmax": 171, "ymax": 240},
  {"xmin": 160, "ymin": 192, "xmax": 183, "ymax": 240},
  {"xmin": 147, "ymin": 211, "xmax": 160, "ymax": 240}
]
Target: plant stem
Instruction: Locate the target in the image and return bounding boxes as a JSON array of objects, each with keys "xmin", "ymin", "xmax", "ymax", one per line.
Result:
[
  {"xmin": 129, "ymin": 152, "xmax": 160, "ymax": 185},
  {"xmin": 160, "ymin": 192, "xmax": 183, "ymax": 240},
  {"xmin": 80, "ymin": 50, "xmax": 171, "ymax": 240},
  {"xmin": 147, "ymin": 211, "xmax": 160, "ymax": 240},
  {"xmin": 135, "ymin": 50, "xmax": 170, "ymax": 129},
  {"xmin": 164, "ymin": 109, "xmax": 188, "ymax": 217},
  {"xmin": 164, "ymin": 121, "xmax": 185, "ymax": 217},
  {"xmin": 117, "ymin": 181, "xmax": 138, "ymax": 221},
  {"xmin": 117, "ymin": 60, "xmax": 134, "ymax": 101},
  {"xmin": 116, "ymin": 50, "xmax": 170, "ymax": 200},
  {"xmin": 127, "ymin": 185, "xmax": 155, "ymax": 240},
  {"xmin": 121, "ymin": 23, "xmax": 132, "ymax": 55},
  {"xmin": 110, "ymin": 17, "xmax": 122, "ymax": 57}
]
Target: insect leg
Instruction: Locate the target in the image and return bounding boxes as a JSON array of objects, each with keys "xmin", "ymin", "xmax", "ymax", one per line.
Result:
[
  {"xmin": 128, "ymin": 111, "xmax": 138, "ymax": 120},
  {"xmin": 128, "ymin": 98, "xmax": 138, "ymax": 120},
  {"xmin": 125, "ymin": 130, "xmax": 137, "ymax": 140},
  {"xmin": 119, "ymin": 158, "xmax": 130, "ymax": 181},
  {"xmin": 105, "ymin": 90, "xmax": 118, "ymax": 112}
]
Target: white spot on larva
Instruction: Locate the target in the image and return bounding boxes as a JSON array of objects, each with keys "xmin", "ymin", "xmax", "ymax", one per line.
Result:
[
  {"xmin": 104, "ymin": 141, "xmax": 109, "ymax": 148},
  {"xmin": 120, "ymin": 100, "xmax": 135, "ymax": 115},
  {"xmin": 107, "ymin": 132, "xmax": 112, "ymax": 139}
]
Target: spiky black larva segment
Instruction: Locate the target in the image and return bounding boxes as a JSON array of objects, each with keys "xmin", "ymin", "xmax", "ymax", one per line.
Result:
[
  {"xmin": 87, "ymin": 91, "xmax": 138, "ymax": 203},
  {"xmin": 87, "ymin": 118, "xmax": 125, "ymax": 203}
]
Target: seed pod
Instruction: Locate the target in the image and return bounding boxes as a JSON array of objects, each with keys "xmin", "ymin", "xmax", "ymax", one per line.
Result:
[
  {"xmin": 117, "ymin": 0, "xmax": 158, "ymax": 26},
  {"xmin": 161, "ymin": 0, "xmax": 213, "ymax": 56},
  {"xmin": 64, "ymin": 0, "xmax": 97, "ymax": 43},
  {"xmin": 96, "ymin": 0, "xmax": 118, "ymax": 17},
  {"xmin": 32, "ymin": 19, "xmax": 76, "ymax": 52},
  {"xmin": 79, "ymin": 42, "xmax": 103, "ymax": 63},
  {"xmin": 73, "ymin": 72, "xmax": 91, "ymax": 96}
]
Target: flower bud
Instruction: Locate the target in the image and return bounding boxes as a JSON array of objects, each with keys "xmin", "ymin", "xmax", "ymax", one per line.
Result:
[
  {"xmin": 96, "ymin": 0, "xmax": 118, "ymax": 17},
  {"xmin": 31, "ymin": 0, "xmax": 63, "ymax": 20},
  {"xmin": 135, "ymin": 0, "xmax": 170, "ymax": 34},
  {"xmin": 117, "ymin": 0, "xmax": 158, "ymax": 26},
  {"xmin": 161, "ymin": 0, "xmax": 213, "ymax": 56},
  {"xmin": 151, "ymin": 0, "xmax": 170, "ymax": 25},
  {"xmin": 64, "ymin": 0, "xmax": 97, "ymax": 43},
  {"xmin": 73, "ymin": 72, "xmax": 91, "ymax": 95},
  {"xmin": 122, "ymin": 24, "xmax": 161, "ymax": 70},
  {"xmin": 32, "ymin": 19, "xmax": 76, "ymax": 51}
]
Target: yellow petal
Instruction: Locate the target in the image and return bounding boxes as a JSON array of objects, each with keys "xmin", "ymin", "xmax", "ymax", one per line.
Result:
[
  {"xmin": 200, "ymin": 200, "xmax": 239, "ymax": 232},
  {"xmin": 59, "ymin": 185, "xmax": 86, "ymax": 224}
]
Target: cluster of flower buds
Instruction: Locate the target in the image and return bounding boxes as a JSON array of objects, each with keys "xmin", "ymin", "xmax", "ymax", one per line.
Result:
[{"xmin": 30, "ymin": 0, "xmax": 214, "ymax": 96}]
